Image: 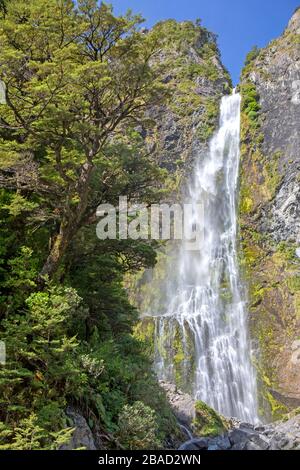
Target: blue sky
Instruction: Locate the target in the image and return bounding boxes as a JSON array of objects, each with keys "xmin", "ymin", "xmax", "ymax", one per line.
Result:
[{"xmin": 110, "ymin": 0, "xmax": 300, "ymax": 84}]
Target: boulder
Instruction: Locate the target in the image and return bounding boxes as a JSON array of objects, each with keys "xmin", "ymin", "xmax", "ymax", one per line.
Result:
[{"xmin": 60, "ymin": 407, "xmax": 96, "ymax": 450}]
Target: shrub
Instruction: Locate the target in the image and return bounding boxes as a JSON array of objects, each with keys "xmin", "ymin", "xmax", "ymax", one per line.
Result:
[
  {"xmin": 241, "ymin": 82, "xmax": 261, "ymax": 124},
  {"xmin": 245, "ymin": 46, "xmax": 260, "ymax": 66},
  {"xmin": 0, "ymin": 413, "xmax": 74, "ymax": 450},
  {"xmin": 192, "ymin": 401, "xmax": 227, "ymax": 437},
  {"xmin": 117, "ymin": 401, "xmax": 160, "ymax": 450}
]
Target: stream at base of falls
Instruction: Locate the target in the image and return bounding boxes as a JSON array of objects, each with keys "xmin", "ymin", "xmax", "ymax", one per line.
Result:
[{"xmin": 143, "ymin": 92, "xmax": 258, "ymax": 423}]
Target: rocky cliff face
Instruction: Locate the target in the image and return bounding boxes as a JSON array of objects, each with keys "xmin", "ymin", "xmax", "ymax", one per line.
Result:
[
  {"xmin": 239, "ymin": 7, "xmax": 300, "ymax": 419},
  {"xmin": 146, "ymin": 20, "xmax": 231, "ymax": 184}
]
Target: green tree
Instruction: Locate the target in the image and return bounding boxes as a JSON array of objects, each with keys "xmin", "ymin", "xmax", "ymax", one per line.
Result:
[
  {"xmin": 117, "ymin": 401, "xmax": 160, "ymax": 450},
  {"xmin": 0, "ymin": 0, "xmax": 165, "ymax": 281}
]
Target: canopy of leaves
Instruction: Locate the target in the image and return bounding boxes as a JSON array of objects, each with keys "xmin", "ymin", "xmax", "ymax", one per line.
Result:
[{"xmin": 0, "ymin": 0, "xmax": 179, "ymax": 450}]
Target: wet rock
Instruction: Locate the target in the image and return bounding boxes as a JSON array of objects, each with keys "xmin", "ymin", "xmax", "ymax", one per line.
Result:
[
  {"xmin": 178, "ymin": 413, "xmax": 300, "ymax": 451},
  {"xmin": 267, "ymin": 413, "xmax": 300, "ymax": 450},
  {"xmin": 231, "ymin": 441, "xmax": 247, "ymax": 450},
  {"xmin": 245, "ymin": 441, "xmax": 264, "ymax": 450},
  {"xmin": 178, "ymin": 441, "xmax": 200, "ymax": 450},
  {"xmin": 254, "ymin": 425, "xmax": 266, "ymax": 432},
  {"xmin": 229, "ymin": 427, "xmax": 256, "ymax": 445},
  {"xmin": 193, "ymin": 438, "xmax": 210, "ymax": 449},
  {"xmin": 60, "ymin": 407, "xmax": 96, "ymax": 450},
  {"xmin": 222, "ymin": 425, "xmax": 268, "ymax": 450},
  {"xmin": 160, "ymin": 381, "xmax": 195, "ymax": 426},
  {"xmin": 178, "ymin": 438, "xmax": 209, "ymax": 450},
  {"xmin": 209, "ymin": 436, "xmax": 231, "ymax": 450},
  {"xmin": 248, "ymin": 434, "xmax": 269, "ymax": 450}
]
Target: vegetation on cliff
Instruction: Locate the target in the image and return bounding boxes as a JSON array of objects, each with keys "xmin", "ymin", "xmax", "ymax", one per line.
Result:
[
  {"xmin": 239, "ymin": 11, "xmax": 300, "ymax": 420},
  {"xmin": 192, "ymin": 401, "xmax": 227, "ymax": 437}
]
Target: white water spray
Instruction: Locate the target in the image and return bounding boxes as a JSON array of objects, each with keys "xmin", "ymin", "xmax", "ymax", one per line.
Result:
[{"xmin": 148, "ymin": 92, "xmax": 258, "ymax": 423}]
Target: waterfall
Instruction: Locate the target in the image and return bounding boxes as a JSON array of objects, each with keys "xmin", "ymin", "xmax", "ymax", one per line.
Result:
[{"xmin": 147, "ymin": 92, "xmax": 258, "ymax": 423}]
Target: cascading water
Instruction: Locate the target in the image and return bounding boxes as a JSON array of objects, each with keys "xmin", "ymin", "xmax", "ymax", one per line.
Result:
[{"xmin": 147, "ymin": 92, "xmax": 258, "ymax": 423}]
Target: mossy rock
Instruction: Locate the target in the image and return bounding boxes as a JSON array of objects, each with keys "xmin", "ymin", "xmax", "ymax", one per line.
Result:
[{"xmin": 192, "ymin": 401, "xmax": 227, "ymax": 437}]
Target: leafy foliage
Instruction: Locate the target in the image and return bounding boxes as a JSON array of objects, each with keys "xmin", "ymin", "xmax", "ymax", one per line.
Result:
[
  {"xmin": 192, "ymin": 401, "xmax": 227, "ymax": 437},
  {"xmin": 240, "ymin": 82, "xmax": 261, "ymax": 124},
  {"xmin": 117, "ymin": 401, "xmax": 160, "ymax": 450},
  {"xmin": 0, "ymin": 0, "xmax": 166, "ymax": 280},
  {"xmin": 244, "ymin": 46, "xmax": 260, "ymax": 67},
  {"xmin": 0, "ymin": 0, "xmax": 180, "ymax": 450},
  {"xmin": 0, "ymin": 414, "xmax": 74, "ymax": 450}
]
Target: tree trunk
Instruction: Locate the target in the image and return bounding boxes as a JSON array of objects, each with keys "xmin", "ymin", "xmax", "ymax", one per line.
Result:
[
  {"xmin": 39, "ymin": 161, "xmax": 95, "ymax": 282},
  {"xmin": 38, "ymin": 222, "xmax": 74, "ymax": 281}
]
